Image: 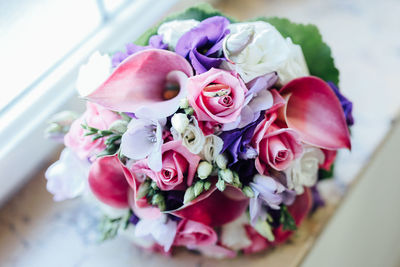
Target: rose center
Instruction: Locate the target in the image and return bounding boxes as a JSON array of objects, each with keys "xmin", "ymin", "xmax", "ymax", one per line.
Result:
[
  {"xmin": 162, "ymin": 168, "xmax": 177, "ymax": 180},
  {"xmin": 218, "ymin": 95, "xmax": 233, "ymax": 107},
  {"xmin": 276, "ymin": 150, "xmax": 289, "ymax": 162}
]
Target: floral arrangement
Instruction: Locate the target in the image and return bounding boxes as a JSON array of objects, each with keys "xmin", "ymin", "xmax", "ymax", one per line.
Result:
[{"xmin": 45, "ymin": 4, "xmax": 353, "ymax": 258}]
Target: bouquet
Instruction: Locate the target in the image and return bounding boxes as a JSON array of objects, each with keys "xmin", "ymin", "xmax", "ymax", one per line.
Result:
[{"xmin": 45, "ymin": 4, "xmax": 354, "ymax": 258}]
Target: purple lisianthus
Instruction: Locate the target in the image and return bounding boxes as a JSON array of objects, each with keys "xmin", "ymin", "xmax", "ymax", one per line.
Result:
[
  {"xmin": 220, "ymin": 113, "xmax": 264, "ymax": 166},
  {"xmin": 175, "ymin": 16, "xmax": 230, "ymax": 74},
  {"xmin": 249, "ymin": 174, "xmax": 296, "ymax": 225},
  {"xmin": 112, "ymin": 35, "xmax": 168, "ymax": 68},
  {"xmin": 328, "ymin": 81, "xmax": 354, "ymax": 126}
]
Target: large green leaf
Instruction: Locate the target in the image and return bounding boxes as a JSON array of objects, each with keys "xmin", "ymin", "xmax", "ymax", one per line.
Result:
[{"xmin": 134, "ymin": 3, "xmax": 339, "ymax": 85}]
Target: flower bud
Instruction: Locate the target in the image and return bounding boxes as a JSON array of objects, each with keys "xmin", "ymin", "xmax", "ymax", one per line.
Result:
[
  {"xmin": 48, "ymin": 110, "xmax": 79, "ymax": 127},
  {"xmin": 219, "ymin": 169, "xmax": 233, "ymax": 184},
  {"xmin": 108, "ymin": 120, "xmax": 128, "ymax": 134},
  {"xmin": 194, "ymin": 180, "xmax": 204, "ymax": 197},
  {"xmin": 179, "ymin": 98, "xmax": 190, "ymax": 109},
  {"xmin": 215, "ymin": 153, "xmax": 228, "ymax": 169},
  {"xmin": 197, "ymin": 161, "xmax": 213, "ymax": 180},
  {"xmin": 216, "ymin": 178, "xmax": 226, "ymax": 192},
  {"xmin": 136, "ymin": 181, "xmax": 150, "ymax": 199},
  {"xmin": 184, "ymin": 107, "xmax": 194, "ymax": 115},
  {"xmin": 242, "ymin": 186, "xmax": 255, "ymax": 198},
  {"xmin": 171, "ymin": 113, "xmax": 189, "ymax": 134},
  {"xmin": 204, "ymin": 181, "xmax": 212, "ymax": 191},
  {"xmin": 183, "ymin": 186, "xmax": 195, "ymax": 204},
  {"xmin": 224, "ymin": 25, "xmax": 254, "ymax": 57}
]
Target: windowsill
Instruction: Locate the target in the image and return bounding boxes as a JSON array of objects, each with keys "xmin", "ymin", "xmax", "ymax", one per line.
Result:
[{"xmin": 0, "ymin": 0, "xmax": 178, "ymax": 205}]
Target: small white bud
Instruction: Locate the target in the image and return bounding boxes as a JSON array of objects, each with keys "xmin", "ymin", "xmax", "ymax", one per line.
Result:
[
  {"xmin": 179, "ymin": 98, "xmax": 190, "ymax": 109},
  {"xmin": 48, "ymin": 111, "xmax": 79, "ymax": 127},
  {"xmin": 108, "ymin": 120, "xmax": 128, "ymax": 134},
  {"xmin": 197, "ymin": 161, "xmax": 213, "ymax": 180},
  {"xmin": 215, "ymin": 153, "xmax": 228, "ymax": 169},
  {"xmin": 171, "ymin": 113, "xmax": 189, "ymax": 134},
  {"xmin": 219, "ymin": 169, "xmax": 233, "ymax": 184}
]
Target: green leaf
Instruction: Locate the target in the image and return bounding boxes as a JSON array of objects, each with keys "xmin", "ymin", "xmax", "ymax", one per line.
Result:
[
  {"xmin": 99, "ymin": 210, "xmax": 132, "ymax": 241},
  {"xmin": 134, "ymin": 3, "xmax": 236, "ymax": 46},
  {"xmin": 280, "ymin": 205, "xmax": 297, "ymax": 231},
  {"xmin": 255, "ymin": 17, "xmax": 339, "ymax": 85},
  {"xmin": 319, "ymin": 164, "xmax": 335, "ymax": 180}
]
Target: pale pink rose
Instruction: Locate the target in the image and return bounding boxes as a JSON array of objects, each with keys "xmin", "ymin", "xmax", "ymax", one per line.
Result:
[
  {"xmin": 64, "ymin": 102, "xmax": 120, "ymax": 160},
  {"xmin": 252, "ymin": 112, "xmax": 303, "ymax": 174},
  {"xmin": 174, "ymin": 219, "xmax": 217, "ymax": 248},
  {"xmin": 131, "ymin": 140, "xmax": 200, "ymax": 191},
  {"xmin": 187, "ymin": 68, "xmax": 247, "ymax": 124}
]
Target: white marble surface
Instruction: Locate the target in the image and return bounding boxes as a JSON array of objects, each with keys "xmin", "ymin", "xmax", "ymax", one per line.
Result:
[{"xmin": 1, "ymin": 0, "xmax": 400, "ymax": 266}]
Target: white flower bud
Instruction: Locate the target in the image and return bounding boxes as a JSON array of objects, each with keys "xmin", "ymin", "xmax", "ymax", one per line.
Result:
[
  {"xmin": 219, "ymin": 169, "xmax": 233, "ymax": 184},
  {"xmin": 197, "ymin": 161, "xmax": 213, "ymax": 180},
  {"xmin": 108, "ymin": 120, "xmax": 128, "ymax": 134},
  {"xmin": 223, "ymin": 24, "xmax": 254, "ymax": 57},
  {"xmin": 179, "ymin": 98, "xmax": 190, "ymax": 109},
  {"xmin": 48, "ymin": 110, "xmax": 79, "ymax": 127},
  {"xmin": 171, "ymin": 113, "xmax": 189, "ymax": 134},
  {"xmin": 215, "ymin": 153, "xmax": 228, "ymax": 169}
]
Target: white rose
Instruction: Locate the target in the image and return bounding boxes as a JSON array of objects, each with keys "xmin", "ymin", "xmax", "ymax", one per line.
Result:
[
  {"xmin": 286, "ymin": 147, "xmax": 325, "ymax": 194},
  {"xmin": 157, "ymin": 19, "xmax": 200, "ymax": 50},
  {"xmin": 172, "ymin": 117, "xmax": 205, "ymax": 154},
  {"xmin": 201, "ymin": 134, "xmax": 224, "ymax": 162},
  {"xmin": 222, "ymin": 21, "xmax": 309, "ymax": 84},
  {"xmin": 76, "ymin": 51, "xmax": 111, "ymax": 97},
  {"xmin": 221, "ymin": 213, "xmax": 251, "ymax": 251},
  {"xmin": 45, "ymin": 148, "xmax": 90, "ymax": 201}
]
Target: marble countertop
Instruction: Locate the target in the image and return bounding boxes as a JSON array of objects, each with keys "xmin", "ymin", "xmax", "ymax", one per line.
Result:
[{"xmin": 1, "ymin": 0, "xmax": 400, "ymax": 266}]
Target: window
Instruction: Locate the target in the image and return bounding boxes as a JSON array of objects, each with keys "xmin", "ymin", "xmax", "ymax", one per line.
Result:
[{"xmin": 0, "ymin": 0, "xmax": 178, "ymax": 204}]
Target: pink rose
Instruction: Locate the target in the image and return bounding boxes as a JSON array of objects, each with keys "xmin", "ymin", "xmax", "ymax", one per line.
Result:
[
  {"xmin": 243, "ymin": 225, "xmax": 270, "ymax": 254},
  {"xmin": 64, "ymin": 102, "xmax": 120, "ymax": 160},
  {"xmin": 252, "ymin": 112, "xmax": 303, "ymax": 174},
  {"xmin": 131, "ymin": 140, "xmax": 200, "ymax": 191},
  {"xmin": 320, "ymin": 149, "xmax": 337, "ymax": 171},
  {"xmin": 174, "ymin": 219, "xmax": 217, "ymax": 248},
  {"xmin": 187, "ymin": 68, "xmax": 247, "ymax": 124}
]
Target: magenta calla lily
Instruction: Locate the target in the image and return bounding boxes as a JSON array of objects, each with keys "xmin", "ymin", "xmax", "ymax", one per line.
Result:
[
  {"xmin": 170, "ymin": 180, "xmax": 249, "ymax": 227},
  {"xmin": 88, "ymin": 155, "xmax": 130, "ymax": 208},
  {"xmin": 85, "ymin": 49, "xmax": 193, "ymax": 118},
  {"xmin": 280, "ymin": 76, "xmax": 351, "ymax": 150}
]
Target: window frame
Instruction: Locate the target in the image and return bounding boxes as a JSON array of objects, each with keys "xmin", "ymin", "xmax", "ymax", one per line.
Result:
[{"xmin": 0, "ymin": 0, "xmax": 178, "ymax": 205}]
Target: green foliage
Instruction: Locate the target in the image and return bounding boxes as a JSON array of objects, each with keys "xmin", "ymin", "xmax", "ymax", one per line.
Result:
[
  {"xmin": 319, "ymin": 164, "xmax": 335, "ymax": 180},
  {"xmin": 99, "ymin": 211, "xmax": 132, "ymax": 241},
  {"xmin": 81, "ymin": 123, "xmax": 121, "ymax": 157},
  {"xmin": 280, "ymin": 205, "xmax": 297, "ymax": 231}
]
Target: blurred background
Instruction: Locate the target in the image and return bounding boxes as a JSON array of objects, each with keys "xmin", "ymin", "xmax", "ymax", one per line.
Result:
[{"xmin": 0, "ymin": 0, "xmax": 399, "ymax": 266}]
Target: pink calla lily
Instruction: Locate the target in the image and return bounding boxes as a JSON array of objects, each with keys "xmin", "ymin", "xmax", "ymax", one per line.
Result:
[
  {"xmin": 169, "ymin": 180, "xmax": 249, "ymax": 227},
  {"xmin": 85, "ymin": 49, "xmax": 193, "ymax": 118},
  {"xmin": 280, "ymin": 76, "xmax": 351, "ymax": 150},
  {"xmin": 88, "ymin": 154, "xmax": 130, "ymax": 208}
]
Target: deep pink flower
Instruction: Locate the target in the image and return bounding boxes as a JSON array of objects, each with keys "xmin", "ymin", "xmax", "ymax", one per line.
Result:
[
  {"xmin": 64, "ymin": 102, "xmax": 120, "ymax": 160},
  {"xmin": 131, "ymin": 140, "xmax": 200, "ymax": 191},
  {"xmin": 187, "ymin": 68, "xmax": 247, "ymax": 124}
]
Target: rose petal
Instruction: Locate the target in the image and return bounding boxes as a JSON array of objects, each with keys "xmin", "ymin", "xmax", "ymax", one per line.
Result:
[
  {"xmin": 86, "ymin": 49, "xmax": 193, "ymax": 117},
  {"xmin": 280, "ymin": 76, "xmax": 351, "ymax": 150},
  {"xmin": 88, "ymin": 155, "xmax": 130, "ymax": 208}
]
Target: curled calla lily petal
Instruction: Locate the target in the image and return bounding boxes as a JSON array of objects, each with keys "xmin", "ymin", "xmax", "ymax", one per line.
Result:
[
  {"xmin": 85, "ymin": 49, "xmax": 193, "ymax": 119},
  {"xmin": 280, "ymin": 76, "xmax": 351, "ymax": 150},
  {"xmin": 88, "ymin": 155, "xmax": 130, "ymax": 208},
  {"xmin": 168, "ymin": 180, "xmax": 249, "ymax": 227},
  {"xmin": 273, "ymin": 187, "xmax": 313, "ymax": 244},
  {"xmin": 120, "ymin": 161, "xmax": 162, "ymax": 220}
]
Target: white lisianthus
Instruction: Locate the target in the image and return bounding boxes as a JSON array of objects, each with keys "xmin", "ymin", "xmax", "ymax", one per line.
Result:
[
  {"xmin": 157, "ymin": 19, "xmax": 200, "ymax": 50},
  {"xmin": 222, "ymin": 21, "xmax": 309, "ymax": 85},
  {"xmin": 171, "ymin": 113, "xmax": 190, "ymax": 134},
  {"xmin": 172, "ymin": 117, "xmax": 205, "ymax": 154},
  {"xmin": 201, "ymin": 134, "xmax": 224, "ymax": 162},
  {"xmin": 76, "ymin": 51, "xmax": 111, "ymax": 97},
  {"xmin": 45, "ymin": 148, "xmax": 90, "ymax": 201},
  {"xmin": 221, "ymin": 213, "xmax": 251, "ymax": 250},
  {"xmin": 286, "ymin": 147, "xmax": 325, "ymax": 194}
]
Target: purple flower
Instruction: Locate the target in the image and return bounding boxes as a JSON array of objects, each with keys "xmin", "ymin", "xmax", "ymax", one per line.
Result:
[
  {"xmin": 310, "ymin": 185, "xmax": 325, "ymax": 213},
  {"xmin": 220, "ymin": 113, "xmax": 264, "ymax": 166},
  {"xmin": 328, "ymin": 81, "xmax": 354, "ymax": 126},
  {"xmin": 111, "ymin": 35, "xmax": 168, "ymax": 68},
  {"xmin": 249, "ymin": 174, "xmax": 295, "ymax": 225},
  {"xmin": 175, "ymin": 16, "xmax": 230, "ymax": 74}
]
